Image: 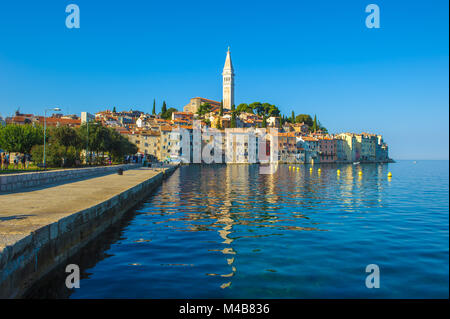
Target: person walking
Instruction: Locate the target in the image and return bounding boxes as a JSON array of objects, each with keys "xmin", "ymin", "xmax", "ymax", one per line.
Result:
[
  {"xmin": 4, "ymin": 153, "xmax": 9, "ymax": 170},
  {"xmin": 25, "ymin": 153, "xmax": 30, "ymax": 169},
  {"xmin": 13, "ymin": 153, "xmax": 19, "ymax": 169},
  {"xmin": 20, "ymin": 154, "xmax": 26, "ymax": 169}
]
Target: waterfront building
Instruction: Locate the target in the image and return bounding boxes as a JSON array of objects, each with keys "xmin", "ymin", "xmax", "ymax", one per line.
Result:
[
  {"xmin": 317, "ymin": 136, "xmax": 337, "ymax": 163},
  {"xmin": 375, "ymin": 135, "xmax": 389, "ymax": 162},
  {"xmin": 276, "ymin": 132, "xmax": 298, "ymax": 163},
  {"xmin": 225, "ymin": 128, "xmax": 258, "ymax": 163},
  {"xmin": 300, "ymin": 136, "xmax": 320, "ymax": 164},
  {"xmin": 160, "ymin": 125, "xmax": 174, "ymax": 162},
  {"xmin": 338, "ymin": 133, "xmax": 358, "ymax": 162},
  {"xmin": 362, "ymin": 133, "xmax": 377, "ymax": 162},
  {"xmin": 354, "ymin": 133, "xmax": 375, "ymax": 162},
  {"xmin": 140, "ymin": 130, "xmax": 161, "ymax": 161},
  {"xmin": 335, "ymin": 137, "xmax": 347, "ymax": 162}
]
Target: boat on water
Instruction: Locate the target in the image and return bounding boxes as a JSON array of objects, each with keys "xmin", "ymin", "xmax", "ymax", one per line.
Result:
[{"xmin": 353, "ymin": 162, "xmax": 360, "ymax": 165}]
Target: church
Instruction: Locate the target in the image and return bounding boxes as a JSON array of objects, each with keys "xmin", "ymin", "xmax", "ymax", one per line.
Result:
[{"xmin": 183, "ymin": 47, "xmax": 235, "ymax": 113}]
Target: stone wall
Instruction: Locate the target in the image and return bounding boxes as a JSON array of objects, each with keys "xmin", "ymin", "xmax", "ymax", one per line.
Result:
[
  {"xmin": 0, "ymin": 164, "xmax": 140, "ymax": 192},
  {"xmin": 0, "ymin": 166, "xmax": 177, "ymax": 298}
]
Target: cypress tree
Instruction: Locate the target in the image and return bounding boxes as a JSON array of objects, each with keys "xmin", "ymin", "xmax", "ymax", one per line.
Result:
[
  {"xmin": 313, "ymin": 114, "xmax": 317, "ymax": 132},
  {"xmin": 219, "ymin": 100, "xmax": 224, "ymax": 116},
  {"xmin": 152, "ymin": 99, "xmax": 156, "ymax": 115},
  {"xmin": 161, "ymin": 101, "xmax": 167, "ymax": 116},
  {"xmin": 231, "ymin": 111, "xmax": 237, "ymax": 128},
  {"xmin": 291, "ymin": 111, "xmax": 295, "ymax": 123}
]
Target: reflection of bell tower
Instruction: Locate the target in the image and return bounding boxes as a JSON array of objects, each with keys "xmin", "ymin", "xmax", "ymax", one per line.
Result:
[{"xmin": 222, "ymin": 46, "xmax": 234, "ymax": 110}]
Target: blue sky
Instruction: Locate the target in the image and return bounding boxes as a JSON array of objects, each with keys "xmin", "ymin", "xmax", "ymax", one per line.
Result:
[{"xmin": 0, "ymin": 0, "xmax": 448, "ymax": 160}]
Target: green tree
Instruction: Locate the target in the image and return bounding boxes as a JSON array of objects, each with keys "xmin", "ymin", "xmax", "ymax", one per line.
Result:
[
  {"xmin": 47, "ymin": 126, "xmax": 83, "ymax": 167},
  {"xmin": 152, "ymin": 99, "xmax": 156, "ymax": 115},
  {"xmin": 295, "ymin": 114, "xmax": 313, "ymax": 127},
  {"xmin": 197, "ymin": 103, "xmax": 212, "ymax": 116},
  {"xmin": 249, "ymin": 102, "xmax": 263, "ymax": 115},
  {"xmin": 50, "ymin": 126, "xmax": 81, "ymax": 149},
  {"xmin": 161, "ymin": 101, "xmax": 167, "ymax": 115},
  {"xmin": 230, "ymin": 111, "xmax": 237, "ymax": 128},
  {"xmin": 0, "ymin": 124, "xmax": 44, "ymax": 154},
  {"xmin": 108, "ymin": 128, "xmax": 138, "ymax": 162},
  {"xmin": 265, "ymin": 105, "xmax": 280, "ymax": 117},
  {"xmin": 77, "ymin": 122, "xmax": 109, "ymax": 164},
  {"xmin": 313, "ymin": 114, "xmax": 317, "ymax": 132},
  {"xmin": 236, "ymin": 103, "xmax": 253, "ymax": 114},
  {"xmin": 162, "ymin": 107, "xmax": 177, "ymax": 120},
  {"xmin": 219, "ymin": 100, "xmax": 224, "ymax": 116},
  {"xmin": 291, "ymin": 111, "xmax": 295, "ymax": 123},
  {"xmin": 31, "ymin": 143, "xmax": 79, "ymax": 168},
  {"xmin": 112, "ymin": 107, "xmax": 117, "ymax": 113}
]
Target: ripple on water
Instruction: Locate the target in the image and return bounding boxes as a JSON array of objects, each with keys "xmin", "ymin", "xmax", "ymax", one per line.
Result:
[{"xmin": 34, "ymin": 161, "xmax": 449, "ymax": 298}]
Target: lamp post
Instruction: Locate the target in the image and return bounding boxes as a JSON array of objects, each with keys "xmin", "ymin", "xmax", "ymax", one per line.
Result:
[
  {"xmin": 86, "ymin": 119, "xmax": 89, "ymax": 165},
  {"xmin": 43, "ymin": 107, "xmax": 61, "ymax": 169}
]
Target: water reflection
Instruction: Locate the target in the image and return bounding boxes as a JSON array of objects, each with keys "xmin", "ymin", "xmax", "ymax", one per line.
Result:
[
  {"xmin": 129, "ymin": 164, "xmax": 388, "ymax": 291},
  {"xmin": 25, "ymin": 162, "xmax": 449, "ymax": 298}
]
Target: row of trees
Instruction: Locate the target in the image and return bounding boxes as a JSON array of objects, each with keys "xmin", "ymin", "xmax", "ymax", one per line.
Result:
[
  {"xmin": 235, "ymin": 102, "xmax": 281, "ymax": 118},
  {"xmin": 193, "ymin": 100, "xmax": 327, "ymax": 132},
  {"xmin": 0, "ymin": 123, "xmax": 138, "ymax": 168}
]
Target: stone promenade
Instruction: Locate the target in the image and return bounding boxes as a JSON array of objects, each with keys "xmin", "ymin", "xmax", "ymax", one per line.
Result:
[{"xmin": 0, "ymin": 166, "xmax": 177, "ymax": 298}]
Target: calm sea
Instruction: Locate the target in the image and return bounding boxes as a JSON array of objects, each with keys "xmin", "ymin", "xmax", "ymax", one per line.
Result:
[{"xmin": 30, "ymin": 160, "xmax": 449, "ymax": 298}]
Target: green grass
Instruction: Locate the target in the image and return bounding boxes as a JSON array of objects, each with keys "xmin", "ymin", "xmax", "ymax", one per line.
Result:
[
  {"xmin": 0, "ymin": 163, "xmax": 126, "ymax": 174},
  {"xmin": 0, "ymin": 164, "xmax": 58, "ymax": 174}
]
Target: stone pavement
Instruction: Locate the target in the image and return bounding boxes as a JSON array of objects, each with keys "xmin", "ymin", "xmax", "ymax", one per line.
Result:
[{"xmin": 0, "ymin": 167, "xmax": 164, "ymax": 252}]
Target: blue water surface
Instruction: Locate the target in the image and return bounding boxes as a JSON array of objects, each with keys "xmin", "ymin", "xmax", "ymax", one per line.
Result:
[{"xmin": 70, "ymin": 161, "xmax": 449, "ymax": 298}]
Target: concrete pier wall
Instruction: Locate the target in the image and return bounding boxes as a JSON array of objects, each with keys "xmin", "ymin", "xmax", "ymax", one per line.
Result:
[
  {"xmin": 0, "ymin": 166, "xmax": 177, "ymax": 298},
  {"xmin": 0, "ymin": 164, "xmax": 140, "ymax": 193}
]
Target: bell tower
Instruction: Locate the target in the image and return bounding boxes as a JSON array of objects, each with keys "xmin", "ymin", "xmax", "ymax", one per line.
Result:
[{"xmin": 222, "ymin": 46, "xmax": 234, "ymax": 110}]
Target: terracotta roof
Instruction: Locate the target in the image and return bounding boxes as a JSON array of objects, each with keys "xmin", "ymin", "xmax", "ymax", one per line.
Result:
[
  {"xmin": 160, "ymin": 125, "xmax": 172, "ymax": 131},
  {"xmin": 302, "ymin": 136, "xmax": 319, "ymax": 141},
  {"xmin": 193, "ymin": 97, "xmax": 221, "ymax": 105}
]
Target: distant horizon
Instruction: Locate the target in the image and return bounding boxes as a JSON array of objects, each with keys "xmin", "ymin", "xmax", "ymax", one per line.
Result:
[{"xmin": 0, "ymin": 0, "xmax": 448, "ymax": 160}]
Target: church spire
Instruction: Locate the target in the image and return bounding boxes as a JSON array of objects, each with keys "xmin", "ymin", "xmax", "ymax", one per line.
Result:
[
  {"xmin": 222, "ymin": 47, "xmax": 235, "ymax": 110},
  {"xmin": 224, "ymin": 46, "xmax": 234, "ymax": 71}
]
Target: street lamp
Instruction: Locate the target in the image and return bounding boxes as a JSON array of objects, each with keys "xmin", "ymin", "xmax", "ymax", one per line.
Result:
[{"xmin": 43, "ymin": 107, "xmax": 61, "ymax": 169}]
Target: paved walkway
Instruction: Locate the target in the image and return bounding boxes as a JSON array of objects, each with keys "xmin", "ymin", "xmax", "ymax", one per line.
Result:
[{"xmin": 0, "ymin": 167, "xmax": 164, "ymax": 252}]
